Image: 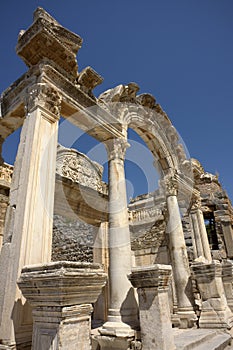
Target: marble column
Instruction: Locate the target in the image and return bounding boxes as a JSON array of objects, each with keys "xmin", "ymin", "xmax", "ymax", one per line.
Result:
[
  {"xmin": 128, "ymin": 264, "xmax": 176, "ymax": 350},
  {"xmin": 221, "ymin": 217, "xmax": 233, "ymax": 258},
  {"xmin": 0, "ymin": 83, "xmax": 62, "ymax": 348},
  {"xmin": 17, "ymin": 261, "xmax": 107, "ymax": 350},
  {"xmin": 191, "ymin": 194, "xmax": 212, "ymax": 262},
  {"xmin": 191, "ymin": 260, "xmax": 233, "ymax": 328},
  {"xmin": 98, "ymin": 138, "xmax": 138, "ymax": 344},
  {"xmin": 190, "ymin": 210, "xmax": 204, "ymax": 258},
  {"xmin": 164, "ymin": 175, "xmax": 196, "ymax": 328}
]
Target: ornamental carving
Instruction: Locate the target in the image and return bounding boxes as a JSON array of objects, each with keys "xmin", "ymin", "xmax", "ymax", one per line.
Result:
[
  {"xmin": 129, "ymin": 207, "xmax": 163, "ymax": 223},
  {"xmin": 26, "ymin": 83, "xmax": 62, "ymax": 118},
  {"xmin": 56, "ymin": 145, "xmax": 107, "ymax": 194},
  {"xmin": 105, "ymin": 138, "xmax": 129, "ymax": 161},
  {"xmin": 0, "ymin": 163, "xmax": 13, "ymax": 184},
  {"xmin": 163, "ymin": 175, "xmax": 178, "ymax": 196}
]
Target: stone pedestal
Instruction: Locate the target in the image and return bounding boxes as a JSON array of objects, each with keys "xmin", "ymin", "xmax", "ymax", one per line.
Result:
[
  {"xmin": 128, "ymin": 264, "xmax": 176, "ymax": 350},
  {"xmin": 17, "ymin": 261, "xmax": 107, "ymax": 350},
  {"xmin": 164, "ymin": 176, "xmax": 196, "ymax": 328},
  {"xmin": 191, "ymin": 260, "xmax": 233, "ymax": 329},
  {"xmin": 222, "ymin": 260, "xmax": 233, "ymax": 312}
]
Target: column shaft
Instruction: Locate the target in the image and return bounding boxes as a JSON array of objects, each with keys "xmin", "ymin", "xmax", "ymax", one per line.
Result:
[
  {"xmin": 164, "ymin": 176, "xmax": 196, "ymax": 328},
  {"xmin": 190, "ymin": 211, "xmax": 204, "ymax": 258},
  {"xmin": 99, "ymin": 138, "xmax": 138, "ymax": 338},
  {"xmin": 196, "ymin": 209, "xmax": 212, "ymax": 261}
]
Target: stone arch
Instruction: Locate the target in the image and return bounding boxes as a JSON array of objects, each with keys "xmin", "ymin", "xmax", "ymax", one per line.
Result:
[{"xmin": 98, "ymin": 83, "xmax": 192, "ymax": 187}]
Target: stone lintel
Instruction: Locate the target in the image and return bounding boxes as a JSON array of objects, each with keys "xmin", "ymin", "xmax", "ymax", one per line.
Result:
[
  {"xmin": 17, "ymin": 261, "xmax": 107, "ymax": 306},
  {"xmin": 0, "ymin": 63, "xmax": 124, "ymax": 141},
  {"xmin": 128, "ymin": 264, "xmax": 172, "ymax": 290}
]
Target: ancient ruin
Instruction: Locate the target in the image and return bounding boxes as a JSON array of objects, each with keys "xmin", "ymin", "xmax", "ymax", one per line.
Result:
[{"xmin": 0, "ymin": 7, "xmax": 233, "ymax": 350}]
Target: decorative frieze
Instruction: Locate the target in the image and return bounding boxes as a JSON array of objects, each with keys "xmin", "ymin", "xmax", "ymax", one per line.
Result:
[
  {"xmin": 129, "ymin": 207, "xmax": 163, "ymax": 222},
  {"xmin": 56, "ymin": 145, "xmax": 107, "ymax": 194}
]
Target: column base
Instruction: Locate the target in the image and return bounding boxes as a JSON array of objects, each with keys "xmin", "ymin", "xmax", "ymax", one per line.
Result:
[
  {"xmin": 177, "ymin": 310, "xmax": 198, "ymax": 329},
  {"xmin": 0, "ymin": 345, "xmax": 16, "ymax": 350},
  {"xmin": 99, "ymin": 321, "xmax": 135, "ymax": 337},
  {"xmin": 96, "ymin": 334, "xmax": 137, "ymax": 350}
]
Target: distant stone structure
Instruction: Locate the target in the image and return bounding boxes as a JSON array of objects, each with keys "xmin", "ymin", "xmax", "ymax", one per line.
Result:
[{"xmin": 0, "ymin": 7, "xmax": 233, "ymax": 350}]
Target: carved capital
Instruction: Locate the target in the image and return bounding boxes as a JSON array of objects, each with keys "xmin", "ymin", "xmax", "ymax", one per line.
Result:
[
  {"xmin": 0, "ymin": 163, "xmax": 13, "ymax": 184},
  {"xmin": 105, "ymin": 138, "xmax": 130, "ymax": 161},
  {"xmin": 25, "ymin": 83, "xmax": 62, "ymax": 119},
  {"xmin": 191, "ymin": 194, "xmax": 202, "ymax": 211},
  {"xmin": 163, "ymin": 175, "xmax": 178, "ymax": 197}
]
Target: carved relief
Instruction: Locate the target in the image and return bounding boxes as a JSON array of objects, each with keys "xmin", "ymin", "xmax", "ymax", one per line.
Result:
[
  {"xmin": 56, "ymin": 145, "xmax": 107, "ymax": 194},
  {"xmin": 129, "ymin": 207, "xmax": 163, "ymax": 223},
  {"xmin": 26, "ymin": 84, "xmax": 62, "ymax": 117}
]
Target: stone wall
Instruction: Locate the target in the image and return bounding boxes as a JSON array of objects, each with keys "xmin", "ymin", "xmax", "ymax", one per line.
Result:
[{"xmin": 52, "ymin": 214, "xmax": 98, "ymax": 262}]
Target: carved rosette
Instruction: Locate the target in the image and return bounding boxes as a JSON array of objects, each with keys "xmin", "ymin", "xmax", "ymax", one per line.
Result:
[
  {"xmin": 105, "ymin": 138, "xmax": 129, "ymax": 161},
  {"xmin": 163, "ymin": 175, "xmax": 179, "ymax": 197},
  {"xmin": 25, "ymin": 83, "xmax": 62, "ymax": 119}
]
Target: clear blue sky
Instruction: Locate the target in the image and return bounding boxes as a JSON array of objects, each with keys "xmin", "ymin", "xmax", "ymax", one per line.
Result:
[{"xmin": 1, "ymin": 0, "xmax": 233, "ymax": 202}]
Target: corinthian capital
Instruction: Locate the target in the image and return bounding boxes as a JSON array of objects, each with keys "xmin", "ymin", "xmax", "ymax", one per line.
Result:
[
  {"xmin": 105, "ymin": 138, "xmax": 130, "ymax": 161},
  {"xmin": 191, "ymin": 193, "xmax": 202, "ymax": 211},
  {"xmin": 25, "ymin": 83, "xmax": 62, "ymax": 119},
  {"xmin": 163, "ymin": 175, "xmax": 178, "ymax": 197}
]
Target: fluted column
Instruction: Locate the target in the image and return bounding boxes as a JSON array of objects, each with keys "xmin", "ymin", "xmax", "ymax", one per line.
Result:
[
  {"xmin": 99, "ymin": 138, "xmax": 138, "ymax": 340},
  {"xmin": 0, "ymin": 83, "xmax": 62, "ymax": 348},
  {"xmin": 164, "ymin": 175, "xmax": 196, "ymax": 328},
  {"xmin": 191, "ymin": 194, "xmax": 212, "ymax": 262}
]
